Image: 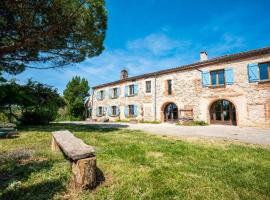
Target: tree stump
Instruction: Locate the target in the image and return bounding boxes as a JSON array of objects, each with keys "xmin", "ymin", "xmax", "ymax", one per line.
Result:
[{"xmin": 71, "ymin": 157, "xmax": 97, "ymax": 189}]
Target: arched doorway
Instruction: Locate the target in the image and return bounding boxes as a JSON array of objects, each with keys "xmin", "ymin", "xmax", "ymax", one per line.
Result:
[
  {"xmin": 210, "ymin": 100, "xmax": 237, "ymax": 125},
  {"xmin": 164, "ymin": 103, "xmax": 178, "ymax": 122}
]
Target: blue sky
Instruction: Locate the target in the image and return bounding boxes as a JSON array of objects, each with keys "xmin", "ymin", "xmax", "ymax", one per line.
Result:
[{"xmin": 6, "ymin": 0, "xmax": 270, "ymax": 94}]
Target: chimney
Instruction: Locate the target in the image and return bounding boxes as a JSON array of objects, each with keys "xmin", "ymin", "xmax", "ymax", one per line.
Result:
[
  {"xmin": 200, "ymin": 51, "xmax": 208, "ymax": 62},
  {"xmin": 120, "ymin": 69, "xmax": 128, "ymax": 80}
]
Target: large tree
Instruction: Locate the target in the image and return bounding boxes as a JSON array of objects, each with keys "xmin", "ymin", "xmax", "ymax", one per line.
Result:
[
  {"xmin": 63, "ymin": 76, "xmax": 89, "ymax": 119},
  {"xmin": 0, "ymin": 0, "xmax": 107, "ymax": 75}
]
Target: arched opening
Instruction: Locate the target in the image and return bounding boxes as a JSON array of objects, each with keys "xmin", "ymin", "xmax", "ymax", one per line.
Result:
[
  {"xmin": 164, "ymin": 103, "xmax": 178, "ymax": 122},
  {"xmin": 210, "ymin": 100, "xmax": 237, "ymax": 125}
]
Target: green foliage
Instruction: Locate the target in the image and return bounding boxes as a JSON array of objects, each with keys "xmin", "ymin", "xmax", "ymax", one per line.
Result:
[
  {"xmin": 0, "ymin": 0, "xmax": 107, "ymax": 75},
  {"xmin": 0, "ymin": 79, "xmax": 64, "ymax": 125},
  {"xmin": 63, "ymin": 76, "xmax": 89, "ymax": 120},
  {"xmin": 177, "ymin": 120, "xmax": 208, "ymax": 126},
  {"xmin": 1, "ymin": 124, "xmax": 269, "ymax": 199},
  {"xmin": 0, "ymin": 112, "xmax": 8, "ymax": 123},
  {"xmin": 115, "ymin": 119, "xmax": 130, "ymax": 123}
]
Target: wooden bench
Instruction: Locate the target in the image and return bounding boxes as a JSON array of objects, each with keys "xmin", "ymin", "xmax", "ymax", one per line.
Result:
[{"xmin": 51, "ymin": 130, "xmax": 96, "ymax": 189}]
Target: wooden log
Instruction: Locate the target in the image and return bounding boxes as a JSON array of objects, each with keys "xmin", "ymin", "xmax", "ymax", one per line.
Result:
[{"xmin": 71, "ymin": 157, "xmax": 97, "ymax": 189}]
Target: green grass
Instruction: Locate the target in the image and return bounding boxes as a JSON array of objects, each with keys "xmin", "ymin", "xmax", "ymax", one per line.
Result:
[
  {"xmin": 0, "ymin": 123, "xmax": 269, "ymax": 200},
  {"xmin": 139, "ymin": 120, "xmax": 161, "ymax": 124}
]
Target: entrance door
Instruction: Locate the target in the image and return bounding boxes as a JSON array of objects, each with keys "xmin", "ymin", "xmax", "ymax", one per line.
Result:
[
  {"xmin": 164, "ymin": 103, "xmax": 178, "ymax": 122},
  {"xmin": 210, "ymin": 100, "xmax": 237, "ymax": 125}
]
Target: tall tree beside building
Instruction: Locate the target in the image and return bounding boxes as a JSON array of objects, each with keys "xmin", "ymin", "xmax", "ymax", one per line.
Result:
[
  {"xmin": 0, "ymin": 0, "xmax": 107, "ymax": 75},
  {"xmin": 63, "ymin": 76, "xmax": 89, "ymax": 120}
]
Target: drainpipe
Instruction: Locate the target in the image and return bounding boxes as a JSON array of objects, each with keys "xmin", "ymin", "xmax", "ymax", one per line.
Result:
[
  {"xmin": 91, "ymin": 88, "xmax": 94, "ymax": 118},
  {"xmin": 154, "ymin": 73, "xmax": 157, "ymax": 121}
]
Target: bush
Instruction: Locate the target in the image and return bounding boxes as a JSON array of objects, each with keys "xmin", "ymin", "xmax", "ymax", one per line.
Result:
[
  {"xmin": 0, "ymin": 112, "xmax": 9, "ymax": 123},
  {"xmin": 20, "ymin": 110, "xmax": 56, "ymax": 125},
  {"xmin": 176, "ymin": 120, "xmax": 208, "ymax": 126}
]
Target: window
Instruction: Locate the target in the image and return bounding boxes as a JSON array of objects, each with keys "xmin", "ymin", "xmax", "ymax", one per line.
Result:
[
  {"xmin": 145, "ymin": 81, "xmax": 151, "ymax": 93},
  {"xmin": 167, "ymin": 80, "xmax": 172, "ymax": 95},
  {"xmin": 99, "ymin": 90, "xmax": 105, "ymax": 100},
  {"xmin": 98, "ymin": 106, "xmax": 103, "ymax": 116},
  {"xmin": 210, "ymin": 69, "xmax": 225, "ymax": 86},
  {"xmin": 259, "ymin": 62, "xmax": 270, "ymax": 80},
  {"xmin": 129, "ymin": 85, "xmax": 135, "ymax": 96},
  {"xmin": 113, "ymin": 88, "xmax": 118, "ymax": 98},
  {"xmin": 128, "ymin": 105, "xmax": 135, "ymax": 116},
  {"xmin": 112, "ymin": 106, "xmax": 117, "ymax": 116}
]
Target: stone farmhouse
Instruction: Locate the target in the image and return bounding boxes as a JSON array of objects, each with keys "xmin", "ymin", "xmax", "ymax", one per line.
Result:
[{"xmin": 87, "ymin": 46, "xmax": 270, "ymax": 127}]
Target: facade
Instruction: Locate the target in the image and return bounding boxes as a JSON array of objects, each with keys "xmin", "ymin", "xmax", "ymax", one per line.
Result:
[{"xmin": 89, "ymin": 47, "xmax": 270, "ymax": 127}]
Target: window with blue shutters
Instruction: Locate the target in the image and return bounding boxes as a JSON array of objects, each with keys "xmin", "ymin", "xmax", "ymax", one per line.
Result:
[
  {"xmin": 210, "ymin": 70, "xmax": 225, "ymax": 86},
  {"xmin": 97, "ymin": 106, "xmax": 103, "ymax": 116},
  {"xmin": 125, "ymin": 84, "xmax": 138, "ymax": 97}
]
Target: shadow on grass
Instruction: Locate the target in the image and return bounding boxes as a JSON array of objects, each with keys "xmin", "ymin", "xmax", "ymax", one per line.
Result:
[
  {"xmin": 1, "ymin": 179, "xmax": 66, "ymax": 200},
  {"xmin": 18, "ymin": 123, "xmax": 129, "ymax": 134}
]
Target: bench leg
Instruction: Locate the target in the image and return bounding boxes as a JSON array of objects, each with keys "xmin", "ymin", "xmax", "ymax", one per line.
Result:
[
  {"xmin": 51, "ymin": 136, "xmax": 61, "ymax": 151},
  {"xmin": 71, "ymin": 157, "xmax": 96, "ymax": 190}
]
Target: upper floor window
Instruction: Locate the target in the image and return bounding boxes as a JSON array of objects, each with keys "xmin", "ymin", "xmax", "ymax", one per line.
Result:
[
  {"xmin": 259, "ymin": 62, "xmax": 270, "ymax": 80},
  {"xmin": 210, "ymin": 69, "xmax": 225, "ymax": 86},
  {"xmin": 129, "ymin": 85, "xmax": 135, "ymax": 96},
  {"xmin": 167, "ymin": 80, "xmax": 172, "ymax": 95},
  {"xmin": 112, "ymin": 88, "xmax": 118, "ymax": 98},
  {"xmin": 125, "ymin": 84, "xmax": 138, "ymax": 97},
  {"xmin": 145, "ymin": 81, "xmax": 151, "ymax": 93},
  {"xmin": 96, "ymin": 90, "xmax": 105, "ymax": 100},
  {"xmin": 202, "ymin": 67, "xmax": 233, "ymax": 87}
]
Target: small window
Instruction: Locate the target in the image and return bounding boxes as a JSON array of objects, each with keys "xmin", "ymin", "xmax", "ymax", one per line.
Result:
[
  {"xmin": 128, "ymin": 105, "xmax": 135, "ymax": 116},
  {"xmin": 145, "ymin": 81, "xmax": 151, "ymax": 93},
  {"xmin": 129, "ymin": 85, "xmax": 135, "ymax": 96},
  {"xmin": 210, "ymin": 70, "xmax": 225, "ymax": 86},
  {"xmin": 259, "ymin": 62, "xmax": 270, "ymax": 80},
  {"xmin": 113, "ymin": 88, "xmax": 118, "ymax": 98},
  {"xmin": 167, "ymin": 80, "xmax": 172, "ymax": 95},
  {"xmin": 112, "ymin": 106, "xmax": 117, "ymax": 116},
  {"xmin": 98, "ymin": 107, "xmax": 103, "ymax": 116},
  {"xmin": 100, "ymin": 90, "xmax": 104, "ymax": 100}
]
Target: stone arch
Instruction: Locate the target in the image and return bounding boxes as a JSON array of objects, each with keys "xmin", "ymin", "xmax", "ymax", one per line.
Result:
[
  {"xmin": 208, "ymin": 99, "xmax": 237, "ymax": 125},
  {"xmin": 160, "ymin": 102, "xmax": 178, "ymax": 122}
]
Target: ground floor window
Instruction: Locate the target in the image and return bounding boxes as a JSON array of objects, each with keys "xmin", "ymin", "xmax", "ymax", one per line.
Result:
[
  {"xmin": 98, "ymin": 106, "xmax": 104, "ymax": 116},
  {"xmin": 112, "ymin": 106, "xmax": 117, "ymax": 116},
  {"xmin": 129, "ymin": 105, "xmax": 135, "ymax": 116}
]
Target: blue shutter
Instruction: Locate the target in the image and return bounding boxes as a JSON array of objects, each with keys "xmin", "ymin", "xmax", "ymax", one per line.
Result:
[
  {"xmin": 117, "ymin": 87, "xmax": 120, "ymax": 97},
  {"xmin": 96, "ymin": 91, "xmax": 99, "ymax": 100},
  {"xmin": 108, "ymin": 106, "xmax": 111, "ymax": 116},
  {"xmin": 225, "ymin": 67, "xmax": 234, "ymax": 85},
  {"xmin": 134, "ymin": 105, "xmax": 138, "ymax": 116},
  {"xmin": 134, "ymin": 84, "xmax": 138, "ymax": 95},
  {"xmin": 248, "ymin": 63, "xmax": 259, "ymax": 82},
  {"xmin": 124, "ymin": 106, "xmax": 128, "ymax": 117},
  {"xmin": 202, "ymin": 71, "xmax": 210, "ymax": 87},
  {"xmin": 116, "ymin": 106, "xmax": 120, "ymax": 116},
  {"xmin": 125, "ymin": 86, "xmax": 128, "ymax": 96},
  {"xmin": 101, "ymin": 106, "xmax": 104, "ymax": 116},
  {"xmin": 103, "ymin": 90, "xmax": 106, "ymax": 99},
  {"xmin": 96, "ymin": 107, "xmax": 98, "ymax": 116},
  {"xmin": 109, "ymin": 89, "xmax": 112, "ymax": 99}
]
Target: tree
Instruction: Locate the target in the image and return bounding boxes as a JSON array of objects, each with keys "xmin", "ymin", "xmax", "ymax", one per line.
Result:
[
  {"xmin": 0, "ymin": 79, "xmax": 64, "ymax": 124},
  {"xmin": 0, "ymin": 0, "xmax": 107, "ymax": 75},
  {"xmin": 63, "ymin": 76, "xmax": 89, "ymax": 119}
]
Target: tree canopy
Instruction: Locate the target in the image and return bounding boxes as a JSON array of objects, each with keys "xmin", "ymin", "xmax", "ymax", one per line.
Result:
[
  {"xmin": 0, "ymin": 79, "xmax": 64, "ymax": 124},
  {"xmin": 0, "ymin": 0, "xmax": 107, "ymax": 74},
  {"xmin": 63, "ymin": 76, "xmax": 89, "ymax": 119}
]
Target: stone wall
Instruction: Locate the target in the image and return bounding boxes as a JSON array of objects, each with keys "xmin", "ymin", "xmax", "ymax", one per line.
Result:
[{"xmin": 92, "ymin": 53, "xmax": 270, "ymax": 127}]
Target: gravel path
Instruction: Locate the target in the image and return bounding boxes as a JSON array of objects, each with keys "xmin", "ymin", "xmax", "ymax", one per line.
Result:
[{"xmin": 59, "ymin": 121, "xmax": 270, "ymax": 146}]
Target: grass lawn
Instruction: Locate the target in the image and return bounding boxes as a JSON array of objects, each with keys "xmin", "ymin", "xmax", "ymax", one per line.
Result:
[{"xmin": 0, "ymin": 123, "xmax": 270, "ymax": 200}]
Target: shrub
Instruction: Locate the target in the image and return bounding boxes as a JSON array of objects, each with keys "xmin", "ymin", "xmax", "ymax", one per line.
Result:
[
  {"xmin": 139, "ymin": 120, "xmax": 161, "ymax": 124},
  {"xmin": 176, "ymin": 120, "xmax": 208, "ymax": 126},
  {"xmin": 20, "ymin": 110, "xmax": 56, "ymax": 125}
]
